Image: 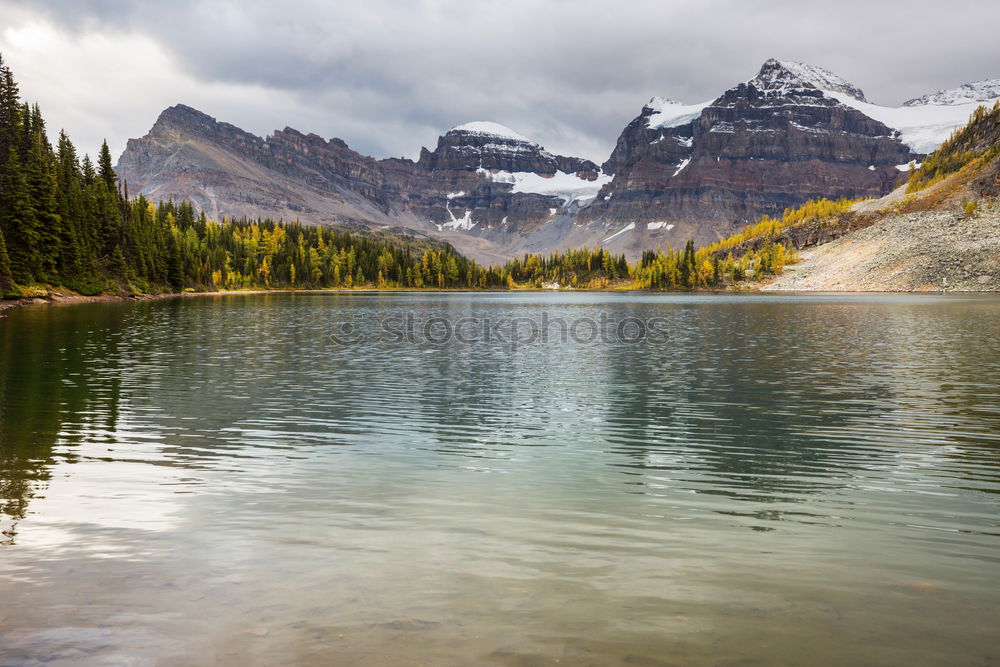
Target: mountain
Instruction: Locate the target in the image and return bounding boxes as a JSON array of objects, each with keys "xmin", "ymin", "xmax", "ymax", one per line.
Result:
[
  {"xmin": 116, "ymin": 104, "xmax": 398, "ymax": 227},
  {"xmin": 416, "ymin": 121, "xmax": 598, "ymax": 175},
  {"xmin": 582, "ymin": 59, "xmax": 917, "ymax": 250},
  {"xmin": 118, "ymin": 108, "xmax": 615, "ymax": 263},
  {"xmin": 397, "ymin": 121, "xmax": 611, "ymax": 248},
  {"xmin": 117, "ymin": 60, "xmax": 1000, "ymax": 262}
]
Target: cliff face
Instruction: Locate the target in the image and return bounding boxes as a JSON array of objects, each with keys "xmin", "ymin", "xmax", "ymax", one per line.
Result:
[
  {"xmin": 117, "ymin": 60, "xmax": 1000, "ymax": 262},
  {"xmin": 117, "ymin": 104, "xmax": 398, "ymax": 229}
]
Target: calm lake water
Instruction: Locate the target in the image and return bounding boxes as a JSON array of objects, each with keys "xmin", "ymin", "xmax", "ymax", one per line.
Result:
[{"xmin": 1, "ymin": 292, "xmax": 1000, "ymax": 666}]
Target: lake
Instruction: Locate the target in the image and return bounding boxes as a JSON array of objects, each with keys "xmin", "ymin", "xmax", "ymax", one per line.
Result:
[{"xmin": 1, "ymin": 292, "xmax": 999, "ymax": 666}]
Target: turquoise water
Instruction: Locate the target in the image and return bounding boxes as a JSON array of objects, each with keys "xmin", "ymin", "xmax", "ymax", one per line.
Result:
[{"xmin": 1, "ymin": 292, "xmax": 999, "ymax": 665}]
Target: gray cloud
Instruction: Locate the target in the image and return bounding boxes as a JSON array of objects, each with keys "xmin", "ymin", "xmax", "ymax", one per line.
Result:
[{"xmin": 3, "ymin": 0, "xmax": 999, "ymax": 162}]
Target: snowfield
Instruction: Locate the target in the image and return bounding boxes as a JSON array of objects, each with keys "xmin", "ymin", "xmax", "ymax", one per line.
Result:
[
  {"xmin": 645, "ymin": 97, "xmax": 712, "ymax": 130},
  {"xmin": 450, "ymin": 121, "xmax": 535, "ymax": 144},
  {"xmin": 775, "ymin": 63, "xmax": 1000, "ymax": 154},
  {"xmin": 477, "ymin": 168, "xmax": 613, "ymax": 206},
  {"xmin": 441, "ymin": 203, "xmax": 476, "ymax": 231},
  {"xmin": 824, "ymin": 91, "xmax": 997, "ymax": 154}
]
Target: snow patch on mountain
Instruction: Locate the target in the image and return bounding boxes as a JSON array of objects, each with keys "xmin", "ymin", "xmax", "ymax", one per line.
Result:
[
  {"xmin": 824, "ymin": 91, "xmax": 994, "ymax": 154},
  {"xmin": 442, "ymin": 205, "xmax": 476, "ymax": 231},
  {"xmin": 601, "ymin": 222, "xmax": 635, "ymax": 244},
  {"xmin": 449, "ymin": 121, "xmax": 535, "ymax": 144},
  {"xmin": 477, "ymin": 168, "xmax": 613, "ymax": 205},
  {"xmin": 645, "ymin": 97, "xmax": 712, "ymax": 130},
  {"xmin": 903, "ymin": 80, "xmax": 1000, "ymax": 107}
]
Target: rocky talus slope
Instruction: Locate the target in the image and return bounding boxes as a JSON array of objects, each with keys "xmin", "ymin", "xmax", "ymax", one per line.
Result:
[
  {"xmin": 765, "ymin": 204, "xmax": 1000, "ymax": 291},
  {"xmin": 764, "ymin": 103, "xmax": 1000, "ymax": 292}
]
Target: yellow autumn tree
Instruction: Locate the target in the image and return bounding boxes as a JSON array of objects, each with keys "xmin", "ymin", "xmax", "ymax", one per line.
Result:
[{"xmin": 259, "ymin": 256, "xmax": 271, "ymax": 286}]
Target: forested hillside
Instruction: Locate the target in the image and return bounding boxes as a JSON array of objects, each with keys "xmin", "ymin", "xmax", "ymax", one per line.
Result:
[{"xmin": 906, "ymin": 101, "xmax": 1000, "ymax": 196}]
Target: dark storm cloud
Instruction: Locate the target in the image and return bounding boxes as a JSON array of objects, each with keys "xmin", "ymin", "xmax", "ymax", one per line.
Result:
[{"xmin": 5, "ymin": 0, "xmax": 1000, "ymax": 161}]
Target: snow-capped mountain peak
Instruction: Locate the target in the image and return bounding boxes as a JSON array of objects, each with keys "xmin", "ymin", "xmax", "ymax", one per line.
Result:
[
  {"xmin": 644, "ymin": 96, "xmax": 682, "ymax": 110},
  {"xmin": 903, "ymin": 79, "xmax": 1000, "ymax": 106},
  {"xmin": 739, "ymin": 59, "xmax": 997, "ymax": 153},
  {"xmin": 773, "ymin": 60, "xmax": 867, "ymax": 102},
  {"xmin": 748, "ymin": 58, "xmax": 817, "ymax": 95},
  {"xmin": 448, "ymin": 121, "xmax": 535, "ymax": 144},
  {"xmin": 748, "ymin": 59, "xmax": 867, "ymax": 102}
]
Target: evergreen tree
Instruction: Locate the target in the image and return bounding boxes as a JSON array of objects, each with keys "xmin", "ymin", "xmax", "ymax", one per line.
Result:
[
  {"xmin": 97, "ymin": 140, "xmax": 116, "ymax": 193},
  {"xmin": 0, "ymin": 146, "xmax": 40, "ymax": 284},
  {"xmin": 0, "ymin": 227, "xmax": 12, "ymax": 292},
  {"xmin": 0, "ymin": 54, "xmax": 20, "ymax": 169},
  {"xmin": 166, "ymin": 230, "xmax": 184, "ymax": 290},
  {"xmin": 24, "ymin": 105, "xmax": 62, "ymax": 282}
]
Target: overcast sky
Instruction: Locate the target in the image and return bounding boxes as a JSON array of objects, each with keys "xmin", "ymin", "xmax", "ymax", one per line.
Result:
[{"xmin": 1, "ymin": 0, "xmax": 998, "ymax": 163}]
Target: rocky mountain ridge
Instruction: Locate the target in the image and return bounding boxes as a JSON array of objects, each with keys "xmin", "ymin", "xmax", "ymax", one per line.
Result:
[{"xmin": 117, "ymin": 59, "xmax": 1000, "ymax": 262}]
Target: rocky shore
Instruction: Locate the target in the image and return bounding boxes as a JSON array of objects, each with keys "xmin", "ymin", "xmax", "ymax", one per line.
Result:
[{"xmin": 0, "ymin": 291, "xmax": 183, "ymax": 317}]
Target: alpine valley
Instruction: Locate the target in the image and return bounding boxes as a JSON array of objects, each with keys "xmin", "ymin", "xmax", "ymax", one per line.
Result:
[{"xmin": 116, "ymin": 59, "xmax": 1000, "ymax": 263}]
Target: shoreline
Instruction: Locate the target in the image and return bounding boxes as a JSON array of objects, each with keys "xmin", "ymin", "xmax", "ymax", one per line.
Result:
[
  {"xmin": 0, "ymin": 290, "xmax": 186, "ymax": 316},
  {"xmin": 3, "ymin": 283, "xmax": 999, "ymax": 317}
]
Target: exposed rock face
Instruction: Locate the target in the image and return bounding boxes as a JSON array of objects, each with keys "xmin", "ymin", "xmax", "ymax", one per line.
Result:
[
  {"xmin": 117, "ymin": 104, "xmax": 397, "ymax": 227},
  {"xmin": 117, "ymin": 60, "xmax": 998, "ymax": 262},
  {"xmin": 601, "ymin": 98, "xmax": 701, "ymax": 176},
  {"xmin": 581, "ymin": 59, "xmax": 917, "ymax": 245}
]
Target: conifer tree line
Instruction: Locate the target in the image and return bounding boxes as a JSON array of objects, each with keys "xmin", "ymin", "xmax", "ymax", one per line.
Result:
[
  {"xmin": 502, "ymin": 197, "xmax": 854, "ymax": 289},
  {"xmin": 0, "ymin": 54, "xmax": 481, "ymax": 296},
  {"xmin": 906, "ymin": 101, "xmax": 1000, "ymax": 193},
  {"xmin": 0, "ymin": 53, "xmax": 816, "ymax": 297}
]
